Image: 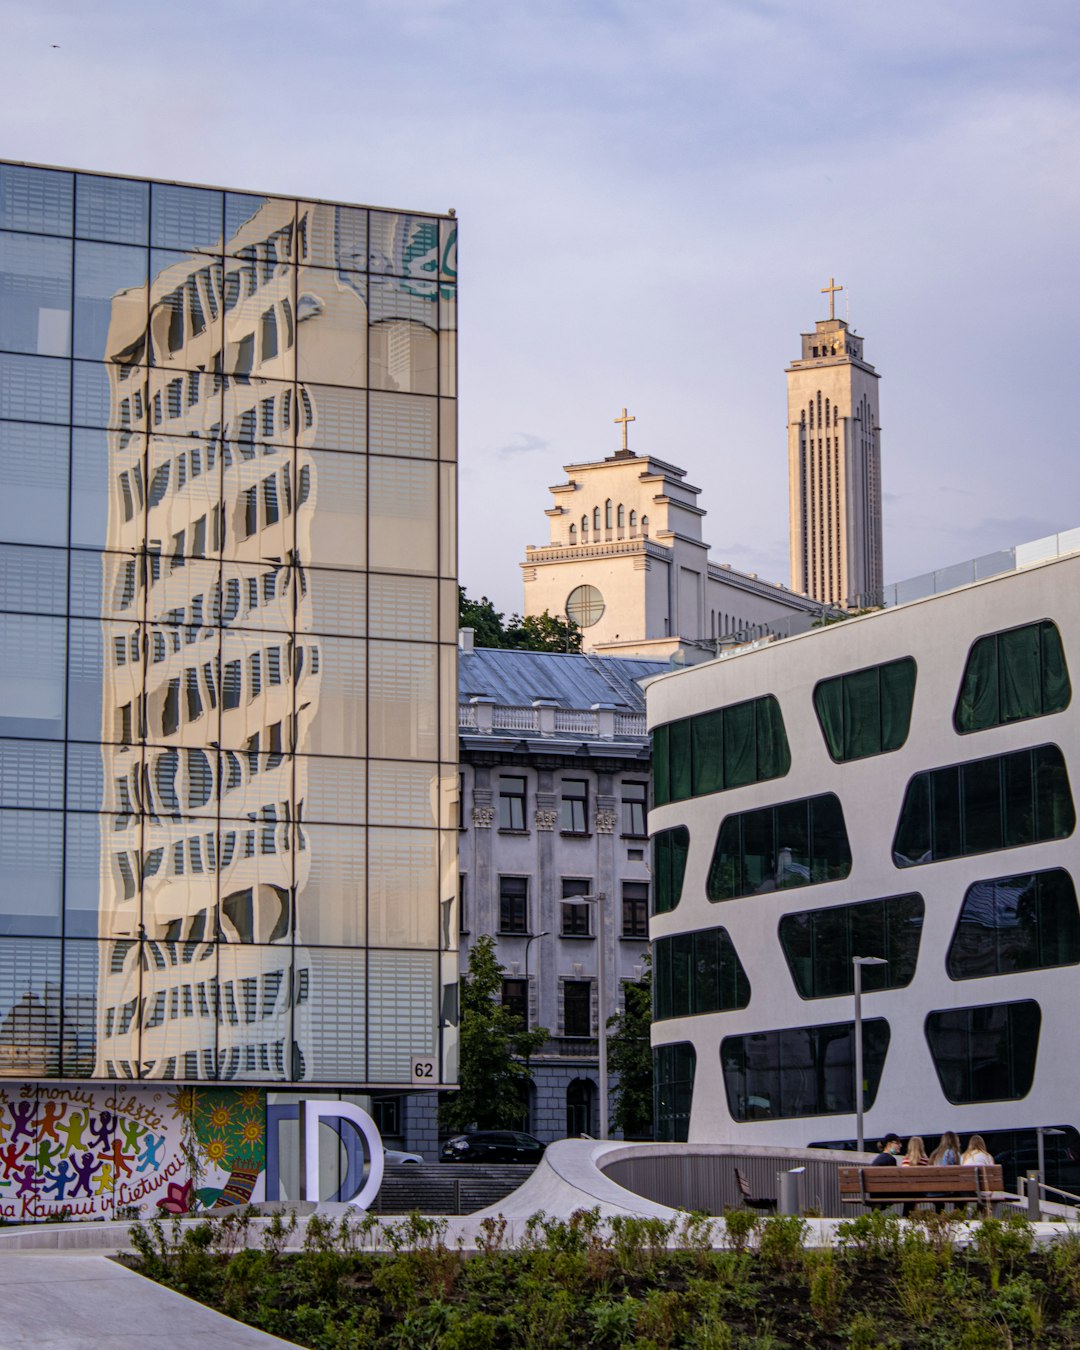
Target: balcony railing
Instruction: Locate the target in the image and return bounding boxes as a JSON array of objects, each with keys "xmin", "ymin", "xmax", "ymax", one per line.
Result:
[{"xmin": 459, "ymin": 704, "xmax": 648, "ymax": 741}]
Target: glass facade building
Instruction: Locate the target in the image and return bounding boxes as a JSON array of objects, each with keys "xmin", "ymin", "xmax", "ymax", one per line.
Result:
[{"xmin": 0, "ymin": 162, "xmax": 459, "ymax": 1090}]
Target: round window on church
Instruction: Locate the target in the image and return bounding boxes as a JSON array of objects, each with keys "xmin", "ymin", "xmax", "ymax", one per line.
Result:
[{"xmin": 566, "ymin": 584, "xmax": 605, "ymax": 628}]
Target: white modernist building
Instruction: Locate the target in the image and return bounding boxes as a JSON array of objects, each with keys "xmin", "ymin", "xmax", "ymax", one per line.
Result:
[{"xmin": 645, "ymin": 543, "xmax": 1080, "ymax": 1192}]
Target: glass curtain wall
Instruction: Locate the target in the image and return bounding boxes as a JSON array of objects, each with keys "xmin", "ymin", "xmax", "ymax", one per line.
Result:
[{"xmin": 0, "ymin": 164, "xmax": 458, "ymax": 1086}]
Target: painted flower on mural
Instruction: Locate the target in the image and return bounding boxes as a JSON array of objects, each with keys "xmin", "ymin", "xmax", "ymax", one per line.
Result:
[
  {"xmin": 157, "ymin": 1179, "xmax": 194, "ymax": 1215},
  {"xmin": 239, "ymin": 1088, "xmax": 261, "ymax": 1111},
  {"xmin": 203, "ymin": 1136, "xmax": 229, "ymax": 1165},
  {"xmin": 171, "ymin": 1088, "xmax": 197, "ymax": 1121},
  {"xmin": 208, "ymin": 1104, "xmax": 233, "ymax": 1130},
  {"xmin": 240, "ymin": 1120, "xmax": 262, "ymax": 1147}
]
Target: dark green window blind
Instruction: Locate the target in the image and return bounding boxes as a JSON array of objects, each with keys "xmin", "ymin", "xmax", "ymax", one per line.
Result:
[
  {"xmin": 779, "ymin": 893, "xmax": 924, "ymax": 999},
  {"xmin": 654, "ymin": 926, "xmax": 750, "ymax": 1020},
  {"xmin": 947, "ymin": 869, "xmax": 1080, "ymax": 979},
  {"xmin": 652, "ymin": 826, "xmax": 690, "ymax": 914},
  {"xmin": 652, "ymin": 696, "xmax": 790, "ymax": 806},
  {"xmin": 813, "ymin": 656, "xmax": 916, "ymax": 762},
  {"xmin": 925, "ymin": 1000, "xmax": 1040, "ymax": 1103},
  {"xmin": 893, "ymin": 744, "xmax": 1075, "ymax": 867},
  {"xmin": 721, "ymin": 1019, "xmax": 890, "ymax": 1121},
  {"xmin": 955, "ymin": 620, "xmax": 1070, "ymax": 734},
  {"xmin": 707, "ymin": 793, "xmax": 851, "ymax": 901}
]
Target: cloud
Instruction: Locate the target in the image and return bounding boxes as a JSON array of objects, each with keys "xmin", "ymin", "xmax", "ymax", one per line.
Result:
[{"xmin": 494, "ymin": 432, "xmax": 550, "ymax": 457}]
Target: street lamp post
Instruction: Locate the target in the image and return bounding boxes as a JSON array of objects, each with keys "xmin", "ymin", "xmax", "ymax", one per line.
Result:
[
  {"xmin": 576, "ymin": 893, "xmax": 609, "ymax": 1139},
  {"xmin": 523, "ymin": 931, "xmax": 550, "ymax": 1031},
  {"xmin": 852, "ymin": 956, "xmax": 888, "ymax": 1155}
]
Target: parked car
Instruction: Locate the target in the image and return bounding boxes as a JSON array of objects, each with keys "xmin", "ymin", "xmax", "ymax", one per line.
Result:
[
  {"xmin": 384, "ymin": 1148, "xmax": 424, "ymax": 1164},
  {"xmin": 440, "ymin": 1131, "xmax": 546, "ymax": 1164}
]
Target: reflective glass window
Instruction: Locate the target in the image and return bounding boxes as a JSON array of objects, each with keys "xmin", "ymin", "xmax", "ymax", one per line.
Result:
[
  {"xmin": 779, "ymin": 893, "xmax": 924, "ymax": 999},
  {"xmin": 498, "ymin": 775, "xmax": 527, "ymax": 832},
  {"xmin": 621, "ymin": 780, "xmax": 648, "ymax": 837},
  {"xmin": 925, "ymin": 1000, "xmax": 1040, "ymax": 1103},
  {"xmin": 150, "ymin": 182, "xmax": 223, "ymax": 253},
  {"xmin": 499, "ymin": 875, "xmax": 528, "ymax": 933},
  {"xmin": 291, "ymin": 635, "xmax": 364, "ymax": 758},
  {"xmin": 654, "ymin": 927, "xmax": 750, "ymax": 1020},
  {"xmin": 0, "ymin": 738, "xmax": 65, "ymax": 810},
  {"xmin": 72, "ymin": 240, "xmax": 149, "ymax": 363},
  {"xmin": 813, "ymin": 656, "xmax": 916, "ymax": 762},
  {"xmin": 947, "ymin": 869, "xmax": 1080, "ymax": 979},
  {"xmin": 893, "ymin": 745, "xmax": 1075, "ymax": 867},
  {"xmin": 295, "ymin": 449, "xmax": 366, "ymax": 570},
  {"xmin": 621, "ymin": 881, "xmax": 649, "ymax": 938},
  {"xmin": 0, "ymin": 421, "xmax": 69, "ymax": 546},
  {"xmin": 303, "ymin": 383, "xmax": 366, "ymax": 453},
  {"xmin": 653, "ymin": 1042, "xmax": 695, "ymax": 1142},
  {"xmin": 652, "ymin": 826, "xmax": 690, "ymax": 914},
  {"xmin": 224, "ymin": 194, "xmax": 295, "ymax": 258},
  {"xmin": 708, "ymin": 793, "xmax": 851, "ymax": 901},
  {"xmin": 955, "ymin": 621, "xmax": 1070, "ymax": 733},
  {"xmin": 368, "ymin": 574, "xmax": 437, "ymax": 641},
  {"xmin": 0, "ymin": 808, "xmax": 63, "ymax": 935},
  {"xmin": 368, "ymin": 827, "xmax": 440, "ymax": 948},
  {"xmin": 370, "ymin": 391, "xmax": 437, "ymax": 459},
  {"xmin": 0, "ymin": 353, "xmax": 70, "ymax": 423},
  {"xmin": 368, "ymin": 760, "xmax": 441, "ymax": 828},
  {"xmin": 369, "ymin": 278, "xmax": 437, "ymax": 395},
  {"xmin": 653, "ymin": 695, "xmax": 790, "ymax": 806},
  {"xmin": 0, "ymin": 937, "xmax": 65, "ymax": 1075},
  {"xmin": 722, "ymin": 1019, "xmax": 890, "ymax": 1121},
  {"xmin": 297, "ymin": 201, "xmax": 367, "ymax": 271},
  {"xmin": 0, "ymin": 165, "xmax": 72, "ymax": 236},
  {"xmin": 296, "ymin": 266, "xmax": 366, "ymax": 389},
  {"xmin": 0, "ymin": 612, "xmax": 66, "ymax": 740},
  {"xmin": 75, "ymin": 174, "xmax": 149, "ymax": 245},
  {"xmin": 368, "ymin": 950, "xmax": 437, "ymax": 1082},
  {"xmin": 0, "ymin": 231, "xmax": 71, "ymax": 356},
  {"xmin": 368, "ymin": 212, "xmax": 440, "ymax": 281},
  {"xmin": 560, "ymin": 778, "xmax": 588, "ymax": 834},
  {"xmin": 294, "ymin": 821, "xmax": 366, "ymax": 947}
]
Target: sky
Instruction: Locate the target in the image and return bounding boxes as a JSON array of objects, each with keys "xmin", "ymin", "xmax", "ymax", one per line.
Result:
[{"xmin": 2, "ymin": 0, "xmax": 1077, "ymax": 616}]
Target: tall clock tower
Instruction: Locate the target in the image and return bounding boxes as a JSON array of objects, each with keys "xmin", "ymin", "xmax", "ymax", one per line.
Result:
[{"xmin": 787, "ymin": 279, "xmax": 883, "ymax": 608}]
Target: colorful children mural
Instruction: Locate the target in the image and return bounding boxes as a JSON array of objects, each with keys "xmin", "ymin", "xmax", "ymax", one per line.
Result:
[{"xmin": 0, "ymin": 1084, "xmax": 268, "ymax": 1222}]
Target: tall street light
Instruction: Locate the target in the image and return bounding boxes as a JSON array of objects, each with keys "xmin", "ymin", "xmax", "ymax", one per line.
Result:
[
  {"xmin": 523, "ymin": 930, "xmax": 550, "ymax": 1031},
  {"xmin": 576, "ymin": 893, "xmax": 609, "ymax": 1139},
  {"xmin": 852, "ymin": 956, "xmax": 888, "ymax": 1155}
]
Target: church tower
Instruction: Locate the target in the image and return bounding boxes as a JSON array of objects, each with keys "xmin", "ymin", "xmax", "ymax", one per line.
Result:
[{"xmin": 787, "ymin": 279, "xmax": 883, "ymax": 608}]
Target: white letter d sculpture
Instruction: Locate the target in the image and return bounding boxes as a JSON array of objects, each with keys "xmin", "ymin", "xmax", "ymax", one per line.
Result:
[{"xmin": 298, "ymin": 1100, "xmax": 385, "ymax": 1209}]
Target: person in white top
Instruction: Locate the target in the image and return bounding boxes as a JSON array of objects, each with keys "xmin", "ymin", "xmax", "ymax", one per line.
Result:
[{"xmin": 961, "ymin": 1133, "xmax": 994, "ymax": 1165}]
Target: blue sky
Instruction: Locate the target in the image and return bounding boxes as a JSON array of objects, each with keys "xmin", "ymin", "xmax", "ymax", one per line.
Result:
[{"xmin": 3, "ymin": 0, "xmax": 1077, "ymax": 614}]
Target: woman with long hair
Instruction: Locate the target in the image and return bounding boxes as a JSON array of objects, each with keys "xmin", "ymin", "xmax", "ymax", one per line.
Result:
[
  {"xmin": 901, "ymin": 1135, "xmax": 930, "ymax": 1166},
  {"xmin": 962, "ymin": 1134, "xmax": 994, "ymax": 1165},
  {"xmin": 930, "ymin": 1131, "xmax": 961, "ymax": 1165}
]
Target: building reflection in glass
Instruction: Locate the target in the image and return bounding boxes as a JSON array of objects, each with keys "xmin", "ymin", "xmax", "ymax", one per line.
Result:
[{"xmin": 0, "ymin": 165, "xmax": 459, "ymax": 1087}]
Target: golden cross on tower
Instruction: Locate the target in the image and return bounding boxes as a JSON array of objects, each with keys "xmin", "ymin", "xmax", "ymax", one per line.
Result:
[
  {"xmin": 614, "ymin": 406, "xmax": 636, "ymax": 453},
  {"xmin": 821, "ymin": 276, "xmax": 844, "ymax": 321}
]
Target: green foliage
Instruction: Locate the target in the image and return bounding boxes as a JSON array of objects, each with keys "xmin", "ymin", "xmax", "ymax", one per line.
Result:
[
  {"xmin": 439, "ymin": 935, "xmax": 549, "ymax": 1132},
  {"xmin": 125, "ymin": 1201, "xmax": 1080, "ymax": 1350},
  {"xmin": 606, "ymin": 963, "xmax": 653, "ymax": 1139},
  {"xmin": 458, "ymin": 587, "xmax": 581, "ymax": 653},
  {"xmin": 721, "ymin": 1207, "xmax": 759, "ymax": 1253}
]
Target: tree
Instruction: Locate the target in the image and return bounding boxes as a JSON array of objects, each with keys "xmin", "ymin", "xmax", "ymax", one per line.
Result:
[
  {"xmin": 458, "ymin": 587, "xmax": 582, "ymax": 653},
  {"xmin": 606, "ymin": 960, "xmax": 653, "ymax": 1139},
  {"xmin": 439, "ymin": 935, "xmax": 549, "ymax": 1133}
]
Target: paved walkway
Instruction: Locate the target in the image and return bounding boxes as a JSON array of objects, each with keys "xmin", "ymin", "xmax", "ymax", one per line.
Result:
[{"xmin": 0, "ymin": 1251, "xmax": 296, "ymax": 1349}]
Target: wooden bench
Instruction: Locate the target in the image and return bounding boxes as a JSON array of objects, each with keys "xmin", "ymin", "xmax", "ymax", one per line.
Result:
[{"xmin": 839, "ymin": 1164, "xmax": 1006, "ymax": 1215}]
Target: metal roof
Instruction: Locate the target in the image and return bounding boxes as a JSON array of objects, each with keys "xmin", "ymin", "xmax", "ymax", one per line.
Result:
[{"xmin": 458, "ymin": 647, "xmax": 668, "ymax": 711}]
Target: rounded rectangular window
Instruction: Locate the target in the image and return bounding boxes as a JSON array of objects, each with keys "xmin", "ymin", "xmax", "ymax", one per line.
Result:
[
  {"xmin": 955, "ymin": 620, "xmax": 1070, "ymax": 734},
  {"xmin": 779, "ymin": 893, "xmax": 923, "ymax": 999},
  {"xmin": 708, "ymin": 793, "xmax": 851, "ymax": 901},
  {"xmin": 925, "ymin": 1000, "xmax": 1040, "ymax": 1103},
  {"xmin": 652, "ymin": 826, "xmax": 690, "ymax": 915},
  {"xmin": 813, "ymin": 656, "xmax": 916, "ymax": 762},
  {"xmin": 653, "ymin": 695, "xmax": 790, "ymax": 807},
  {"xmin": 893, "ymin": 745, "xmax": 1075, "ymax": 868},
  {"xmin": 653, "ymin": 1041, "xmax": 695, "ymax": 1141},
  {"xmin": 654, "ymin": 926, "xmax": 750, "ymax": 1020},
  {"xmin": 721, "ymin": 1018, "xmax": 890, "ymax": 1121},
  {"xmin": 947, "ymin": 869, "xmax": 1079, "ymax": 980}
]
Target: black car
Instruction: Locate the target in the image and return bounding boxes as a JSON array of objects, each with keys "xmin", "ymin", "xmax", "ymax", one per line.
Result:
[{"xmin": 440, "ymin": 1130, "xmax": 546, "ymax": 1164}]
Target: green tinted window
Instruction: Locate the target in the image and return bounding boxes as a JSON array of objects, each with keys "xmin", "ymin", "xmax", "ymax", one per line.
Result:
[
  {"xmin": 947, "ymin": 869, "xmax": 1080, "ymax": 979},
  {"xmin": 925, "ymin": 1000, "xmax": 1040, "ymax": 1103},
  {"xmin": 779, "ymin": 893, "xmax": 924, "ymax": 999},
  {"xmin": 652, "ymin": 826, "xmax": 690, "ymax": 914},
  {"xmin": 955, "ymin": 620, "xmax": 1070, "ymax": 734},
  {"xmin": 893, "ymin": 745, "xmax": 1075, "ymax": 867},
  {"xmin": 652, "ymin": 696, "xmax": 790, "ymax": 806},
  {"xmin": 707, "ymin": 793, "xmax": 851, "ymax": 901},
  {"xmin": 654, "ymin": 926, "xmax": 750, "ymax": 1020},
  {"xmin": 813, "ymin": 656, "xmax": 916, "ymax": 762},
  {"xmin": 653, "ymin": 1041, "xmax": 696, "ymax": 1141},
  {"xmin": 721, "ymin": 1019, "xmax": 890, "ymax": 1121}
]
